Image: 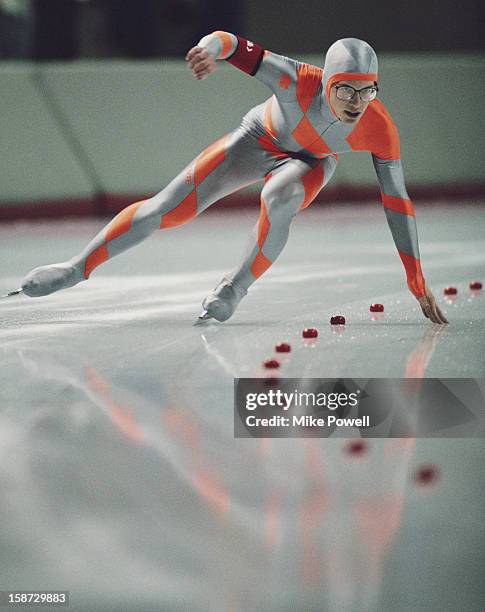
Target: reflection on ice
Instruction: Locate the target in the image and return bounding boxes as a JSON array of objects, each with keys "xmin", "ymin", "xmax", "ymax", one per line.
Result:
[{"xmin": 0, "ymin": 349, "xmax": 416, "ymax": 610}]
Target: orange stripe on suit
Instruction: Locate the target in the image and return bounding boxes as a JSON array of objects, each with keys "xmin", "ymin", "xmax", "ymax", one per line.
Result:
[
  {"xmin": 264, "ymin": 96, "xmax": 278, "ymax": 140},
  {"xmin": 381, "ymin": 192, "xmax": 415, "ymax": 217},
  {"xmin": 250, "ymin": 251, "xmax": 273, "ymax": 278},
  {"xmin": 214, "ymin": 31, "xmax": 234, "ymax": 60},
  {"xmin": 105, "ymin": 200, "xmax": 145, "ymax": 242},
  {"xmin": 292, "ymin": 117, "xmax": 332, "ymax": 156},
  {"xmin": 296, "ymin": 64, "xmax": 323, "ymax": 114},
  {"xmin": 160, "ymin": 191, "xmax": 197, "ymax": 228},
  {"xmin": 195, "ymin": 135, "xmax": 228, "ymax": 186},
  {"xmin": 84, "ymin": 244, "xmax": 109, "ymax": 278},
  {"xmin": 347, "ymin": 100, "xmax": 400, "ymax": 160},
  {"xmin": 257, "ymin": 196, "xmax": 271, "ymax": 248},
  {"xmin": 399, "ymin": 251, "xmax": 426, "ymax": 297},
  {"xmin": 300, "ymin": 164, "xmax": 325, "ymax": 210}
]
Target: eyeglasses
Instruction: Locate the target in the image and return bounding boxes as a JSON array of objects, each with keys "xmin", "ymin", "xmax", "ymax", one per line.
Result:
[{"xmin": 334, "ymin": 85, "xmax": 379, "ymax": 102}]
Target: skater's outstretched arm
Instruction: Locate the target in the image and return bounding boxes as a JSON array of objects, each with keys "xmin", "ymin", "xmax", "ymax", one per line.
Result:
[{"xmin": 369, "ymin": 105, "xmax": 447, "ymax": 324}]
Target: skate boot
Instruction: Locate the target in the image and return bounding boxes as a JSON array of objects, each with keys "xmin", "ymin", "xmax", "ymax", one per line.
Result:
[
  {"xmin": 21, "ymin": 259, "xmax": 85, "ymax": 297},
  {"xmin": 195, "ymin": 277, "xmax": 247, "ymax": 324}
]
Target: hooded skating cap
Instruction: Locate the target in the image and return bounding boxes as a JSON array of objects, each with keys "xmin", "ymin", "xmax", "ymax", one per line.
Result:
[{"xmin": 322, "ymin": 38, "xmax": 378, "ymax": 107}]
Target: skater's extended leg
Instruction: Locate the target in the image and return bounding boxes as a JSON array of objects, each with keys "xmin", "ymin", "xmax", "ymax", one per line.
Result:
[
  {"xmin": 21, "ymin": 130, "xmax": 271, "ymax": 297},
  {"xmin": 200, "ymin": 154, "xmax": 338, "ymax": 322}
]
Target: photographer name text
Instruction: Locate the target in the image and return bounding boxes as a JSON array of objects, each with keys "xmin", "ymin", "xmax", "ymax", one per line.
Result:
[{"xmin": 245, "ymin": 414, "xmax": 370, "ymax": 428}]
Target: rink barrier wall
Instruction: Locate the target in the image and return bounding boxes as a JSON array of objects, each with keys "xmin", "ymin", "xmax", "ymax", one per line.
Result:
[
  {"xmin": 1, "ymin": 54, "xmax": 484, "ymax": 219},
  {"xmin": 1, "ymin": 184, "xmax": 484, "ymax": 222}
]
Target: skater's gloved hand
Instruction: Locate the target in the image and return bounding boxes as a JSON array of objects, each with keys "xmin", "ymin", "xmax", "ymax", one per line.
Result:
[
  {"xmin": 417, "ymin": 286, "xmax": 449, "ymax": 325},
  {"xmin": 185, "ymin": 46, "xmax": 217, "ymax": 81}
]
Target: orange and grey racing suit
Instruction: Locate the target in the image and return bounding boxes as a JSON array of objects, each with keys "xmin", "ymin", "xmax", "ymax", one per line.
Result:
[{"xmin": 21, "ymin": 33, "xmax": 426, "ymax": 322}]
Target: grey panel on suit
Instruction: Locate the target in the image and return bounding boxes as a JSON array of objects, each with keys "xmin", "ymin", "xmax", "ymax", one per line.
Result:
[
  {"xmin": 373, "ymin": 156, "xmax": 409, "ymax": 198},
  {"xmin": 384, "ymin": 208, "xmax": 420, "ymax": 258}
]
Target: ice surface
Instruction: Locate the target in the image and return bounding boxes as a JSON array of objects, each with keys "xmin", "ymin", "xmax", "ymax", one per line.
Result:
[{"xmin": 0, "ymin": 203, "xmax": 484, "ymax": 611}]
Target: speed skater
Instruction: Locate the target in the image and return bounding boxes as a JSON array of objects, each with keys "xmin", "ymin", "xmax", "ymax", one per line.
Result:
[{"xmin": 16, "ymin": 32, "xmax": 448, "ymax": 325}]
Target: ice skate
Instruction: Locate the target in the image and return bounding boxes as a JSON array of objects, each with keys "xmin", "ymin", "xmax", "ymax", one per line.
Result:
[
  {"xmin": 1, "ymin": 288, "xmax": 23, "ymax": 299},
  {"xmin": 21, "ymin": 260, "xmax": 85, "ymax": 297},
  {"xmin": 194, "ymin": 309, "xmax": 213, "ymax": 325},
  {"xmin": 195, "ymin": 277, "xmax": 247, "ymax": 324}
]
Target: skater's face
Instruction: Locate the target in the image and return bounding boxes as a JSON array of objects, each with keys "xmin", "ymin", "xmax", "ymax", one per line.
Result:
[{"xmin": 329, "ymin": 79, "xmax": 377, "ymax": 124}]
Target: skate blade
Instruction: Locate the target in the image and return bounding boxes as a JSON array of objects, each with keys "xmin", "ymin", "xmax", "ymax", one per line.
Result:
[
  {"xmin": 1, "ymin": 288, "xmax": 23, "ymax": 299},
  {"xmin": 193, "ymin": 309, "xmax": 214, "ymax": 326}
]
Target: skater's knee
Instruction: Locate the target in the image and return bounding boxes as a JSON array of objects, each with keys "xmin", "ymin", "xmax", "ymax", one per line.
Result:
[{"xmin": 261, "ymin": 182, "xmax": 303, "ymax": 216}]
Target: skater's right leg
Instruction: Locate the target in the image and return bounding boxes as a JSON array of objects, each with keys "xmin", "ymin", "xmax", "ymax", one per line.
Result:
[
  {"xmin": 21, "ymin": 129, "xmax": 272, "ymax": 297},
  {"xmin": 199, "ymin": 154, "xmax": 338, "ymax": 323}
]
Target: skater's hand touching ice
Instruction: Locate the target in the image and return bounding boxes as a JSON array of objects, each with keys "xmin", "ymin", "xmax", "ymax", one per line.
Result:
[
  {"xmin": 417, "ymin": 286, "xmax": 448, "ymax": 325},
  {"xmin": 186, "ymin": 46, "xmax": 217, "ymax": 80}
]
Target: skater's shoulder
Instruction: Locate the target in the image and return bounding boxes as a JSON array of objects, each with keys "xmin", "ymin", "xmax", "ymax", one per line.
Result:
[
  {"xmin": 258, "ymin": 52, "xmax": 323, "ymax": 103},
  {"xmin": 297, "ymin": 61, "xmax": 324, "ymax": 81},
  {"xmin": 350, "ymin": 99, "xmax": 400, "ymax": 159},
  {"xmin": 296, "ymin": 61, "xmax": 324, "ymax": 99},
  {"xmin": 366, "ymin": 98, "xmax": 396, "ymax": 126}
]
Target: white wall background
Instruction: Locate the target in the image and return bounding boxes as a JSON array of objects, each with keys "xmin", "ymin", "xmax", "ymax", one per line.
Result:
[{"xmin": 1, "ymin": 54, "xmax": 484, "ymax": 206}]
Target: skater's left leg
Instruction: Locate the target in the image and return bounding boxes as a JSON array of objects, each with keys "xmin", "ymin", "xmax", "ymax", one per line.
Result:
[
  {"xmin": 200, "ymin": 154, "xmax": 338, "ymax": 322},
  {"xmin": 20, "ymin": 129, "xmax": 272, "ymax": 298}
]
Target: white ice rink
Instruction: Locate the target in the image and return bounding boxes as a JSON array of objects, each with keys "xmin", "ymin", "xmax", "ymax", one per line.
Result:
[{"xmin": 1, "ymin": 202, "xmax": 484, "ymax": 611}]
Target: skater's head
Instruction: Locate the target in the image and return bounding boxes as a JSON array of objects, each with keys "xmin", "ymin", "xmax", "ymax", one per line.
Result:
[{"xmin": 322, "ymin": 38, "xmax": 378, "ymax": 124}]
